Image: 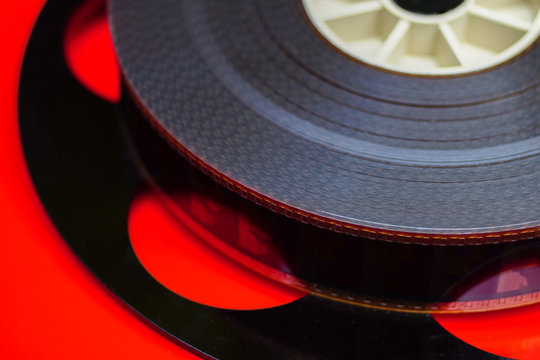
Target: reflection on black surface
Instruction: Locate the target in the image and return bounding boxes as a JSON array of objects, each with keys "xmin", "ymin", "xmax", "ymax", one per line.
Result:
[{"xmin": 442, "ymin": 251, "xmax": 540, "ymax": 312}]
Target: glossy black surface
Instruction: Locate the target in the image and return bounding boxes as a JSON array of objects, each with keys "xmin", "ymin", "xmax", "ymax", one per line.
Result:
[{"xmin": 18, "ymin": 0, "xmax": 511, "ymax": 359}]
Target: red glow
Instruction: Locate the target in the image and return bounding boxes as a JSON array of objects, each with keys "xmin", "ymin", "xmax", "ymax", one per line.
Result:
[
  {"xmin": 0, "ymin": 0, "xmax": 198, "ymax": 358},
  {"xmin": 434, "ymin": 260, "xmax": 540, "ymax": 359},
  {"xmin": 4, "ymin": 0, "xmax": 540, "ymax": 358},
  {"xmin": 63, "ymin": 0, "xmax": 120, "ymax": 102},
  {"xmin": 167, "ymin": 191, "xmax": 292, "ymax": 274},
  {"xmin": 435, "ymin": 304, "xmax": 540, "ymax": 360},
  {"xmin": 128, "ymin": 190, "xmax": 307, "ymax": 310}
]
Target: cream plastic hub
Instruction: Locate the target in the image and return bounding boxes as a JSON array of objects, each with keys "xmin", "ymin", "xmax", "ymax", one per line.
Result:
[{"xmin": 302, "ymin": 0, "xmax": 540, "ymax": 75}]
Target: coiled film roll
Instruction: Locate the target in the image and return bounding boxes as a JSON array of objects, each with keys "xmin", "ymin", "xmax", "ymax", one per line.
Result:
[{"xmin": 110, "ymin": 0, "xmax": 540, "ymax": 312}]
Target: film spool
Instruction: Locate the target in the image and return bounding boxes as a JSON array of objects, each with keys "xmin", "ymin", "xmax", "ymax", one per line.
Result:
[
  {"xmin": 109, "ymin": 0, "xmax": 540, "ymax": 311},
  {"xmin": 302, "ymin": 0, "xmax": 540, "ymax": 75}
]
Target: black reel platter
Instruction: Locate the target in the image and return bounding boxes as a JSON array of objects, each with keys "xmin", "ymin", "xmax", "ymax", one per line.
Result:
[{"xmin": 18, "ymin": 0, "xmax": 539, "ymax": 358}]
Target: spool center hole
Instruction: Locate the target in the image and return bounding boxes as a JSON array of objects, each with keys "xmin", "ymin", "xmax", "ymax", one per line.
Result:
[{"xmin": 393, "ymin": 0, "xmax": 465, "ymax": 14}]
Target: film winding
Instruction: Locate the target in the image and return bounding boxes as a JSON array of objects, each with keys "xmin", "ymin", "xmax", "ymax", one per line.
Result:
[
  {"xmin": 108, "ymin": 0, "xmax": 540, "ymax": 312},
  {"xmin": 110, "ymin": 0, "xmax": 540, "ymax": 242}
]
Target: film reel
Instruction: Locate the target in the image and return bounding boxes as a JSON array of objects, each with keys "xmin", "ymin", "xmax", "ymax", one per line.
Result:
[{"xmin": 109, "ymin": 0, "xmax": 540, "ymax": 311}]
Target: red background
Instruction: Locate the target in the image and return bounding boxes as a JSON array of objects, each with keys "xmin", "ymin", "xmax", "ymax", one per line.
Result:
[
  {"xmin": 0, "ymin": 1, "xmax": 197, "ymax": 358},
  {"xmin": 2, "ymin": 1, "xmax": 540, "ymax": 359}
]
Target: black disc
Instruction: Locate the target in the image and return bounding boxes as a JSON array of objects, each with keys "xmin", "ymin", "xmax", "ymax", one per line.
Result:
[
  {"xmin": 394, "ymin": 0, "xmax": 464, "ymax": 14},
  {"xmin": 17, "ymin": 1, "xmax": 515, "ymax": 358}
]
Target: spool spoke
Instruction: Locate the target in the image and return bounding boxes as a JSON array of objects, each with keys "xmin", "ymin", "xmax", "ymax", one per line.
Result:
[
  {"xmin": 469, "ymin": 4, "xmax": 531, "ymax": 32},
  {"xmin": 438, "ymin": 23, "xmax": 465, "ymax": 66},
  {"xmin": 475, "ymin": 0, "xmax": 540, "ymax": 23},
  {"xmin": 377, "ymin": 19, "xmax": 410, "ymax": 61},
  {"xmin": 320, "ymin": 0, "xmax": 383, "ymax": 21}
]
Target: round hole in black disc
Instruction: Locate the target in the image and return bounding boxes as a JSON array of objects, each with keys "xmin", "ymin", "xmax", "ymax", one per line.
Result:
[{"xmin": 393, "ymin": 0, "xmax": 465, "ymax": 14}]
